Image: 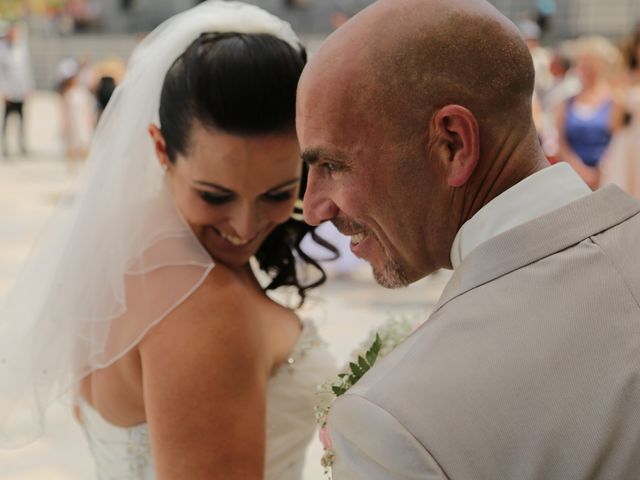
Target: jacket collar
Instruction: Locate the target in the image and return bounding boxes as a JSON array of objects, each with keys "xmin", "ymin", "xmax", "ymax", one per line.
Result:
[{"xmin": 434, "ymin": 185, "xmax": 640, "ymax": 313}]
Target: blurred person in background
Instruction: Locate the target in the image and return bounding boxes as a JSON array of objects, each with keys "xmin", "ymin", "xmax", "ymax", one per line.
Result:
[
  {"xmin": 538, "ymin": 46, "xmax": 581, "ymax": 163},
  {"xmin": 600, "ymin": 23, "xmax": 640, "ymax": 198},
  {"xmin": 0, "ymin": 2, "xmax": 336, "ymax": 479},
  {"xmin": 65, "ymin": 0, "xmax": 101, "ymax": 32},
  {"xmin": 555, "ymin": 36, "xmax": 625, "ymax": 190},
  {"xmin": 56, "ymin": 57, "xmax": 95, "ymax": 172},
  {"xmin": 91, "ymin": 55, "xmax": 126, "ymax": 122},
  {"xmin": 518, "ymin": 17, "xmax": 554, "ymax": 162},
  {"xmin": 535, "ymin": 0, "xmax": 556, "ymax": 38},
  {"xmin": 518, "ymin": 17, "xmax": 553, "ymax": 99},
  {"xmin": 94, "ymin": 75, "xmax": 116, "ymax": 120},
  {"xmin": 0, "ymin": 22, "xmax": 34, "ymax": 158},
  {"xmin": 620, "ymin": 20, "xmax": 640, "ymax": 71}
]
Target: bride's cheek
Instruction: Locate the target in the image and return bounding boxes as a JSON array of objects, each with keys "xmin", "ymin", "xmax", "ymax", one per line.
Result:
[{"xmin": 271, "ymin": 202, "xmax": 297, "ymax": 223}]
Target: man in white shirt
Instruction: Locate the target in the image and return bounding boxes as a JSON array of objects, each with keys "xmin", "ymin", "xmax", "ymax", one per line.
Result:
[
  {"xmin": 0, "ymin": 24, "xmax": 34, "ymax": 157},
  {"xmin": 297, "ymin": 0, "xmax": 640, "ymax": 478}
]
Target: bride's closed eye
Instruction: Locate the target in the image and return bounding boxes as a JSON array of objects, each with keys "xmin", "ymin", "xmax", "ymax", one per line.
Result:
[
  {"xmin": 199, "ymin": 191, "xmax": 233, "ymax": 205},
  {"xmin": 198, "ymin": 189, "xmax": 295, "ymax": 206},
  {"xmin": 262, "ymin": 190, "xmax": 295, "ymax": 202}
]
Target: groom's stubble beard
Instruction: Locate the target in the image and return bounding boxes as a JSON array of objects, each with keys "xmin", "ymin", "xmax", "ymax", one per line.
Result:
[
  {"xmin": 332, "ymin": 217, "xmax": 410, "ymax": 289},
  {"xmin": 374, "ymin": 255, "xmax": 410, "ymax": 289}
]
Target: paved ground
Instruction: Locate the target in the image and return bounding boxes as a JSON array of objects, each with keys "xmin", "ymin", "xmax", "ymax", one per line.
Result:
[{"xmin": 0, "ymin": 92, "xmax": 449, "ymax": 479}]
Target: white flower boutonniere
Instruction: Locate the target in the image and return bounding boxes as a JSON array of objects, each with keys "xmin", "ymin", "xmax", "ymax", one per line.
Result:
[{"xmin": 315, "ymin": 316, "xmax": 418, "ymax": 478}]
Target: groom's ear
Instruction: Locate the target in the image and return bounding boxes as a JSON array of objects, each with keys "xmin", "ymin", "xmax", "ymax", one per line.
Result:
[
  {"xmin": 148, "ymin": 123, "xmax": 170, "ymax": 168},
  {"xmin": 431, "ymin": 105, "xmax": 479, "ymax": 187}
]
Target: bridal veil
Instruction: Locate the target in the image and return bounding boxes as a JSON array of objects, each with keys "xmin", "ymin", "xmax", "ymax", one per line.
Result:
[{"xmin": 0, "ymin": 0, "xmax": 302, "ymax": 447}]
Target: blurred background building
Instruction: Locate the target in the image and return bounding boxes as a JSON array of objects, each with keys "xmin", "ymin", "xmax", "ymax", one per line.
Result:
[{"xmin": 0, "ymin": 0, "xmax": 639, "ymax": 89}]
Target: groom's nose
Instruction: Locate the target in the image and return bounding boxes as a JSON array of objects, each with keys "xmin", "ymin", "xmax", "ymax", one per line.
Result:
[{"xmin": 303, "ymin": 168, "xmax": 338, "ymax": 226}]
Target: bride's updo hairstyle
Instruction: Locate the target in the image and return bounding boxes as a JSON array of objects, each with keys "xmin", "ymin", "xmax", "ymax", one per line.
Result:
[{"xmin": 159, "ymin": 32, "xmax": 336, "ymax": 305}]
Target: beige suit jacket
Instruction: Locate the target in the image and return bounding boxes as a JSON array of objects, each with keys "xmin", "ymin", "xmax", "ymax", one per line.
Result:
[{"xmin": 329, "ymin": 186, "xmax": 640, "ymax": 479}]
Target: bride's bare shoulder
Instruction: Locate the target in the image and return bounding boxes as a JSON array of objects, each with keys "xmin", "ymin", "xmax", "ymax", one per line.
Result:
[
  {"xmin": 187, "ymin": 263, "xmax": 249, "ymax": 303},
  {"xmin": 138, "ymin": 263, "xmax": 270, "ymax": 478},
  {"xmin": 141, "ymin": 263, "xmax": 264, "ymax": 350}
]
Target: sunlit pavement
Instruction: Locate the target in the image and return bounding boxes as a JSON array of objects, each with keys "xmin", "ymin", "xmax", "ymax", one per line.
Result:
[{"xmin": 0, "ymin": 92, "xmax": 449, "ymax": 479}]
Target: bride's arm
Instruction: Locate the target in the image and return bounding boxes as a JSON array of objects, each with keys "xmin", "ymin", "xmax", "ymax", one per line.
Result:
[{"xmin": 139, "ymin": 266, "xmax": 270, "ymax": 479}]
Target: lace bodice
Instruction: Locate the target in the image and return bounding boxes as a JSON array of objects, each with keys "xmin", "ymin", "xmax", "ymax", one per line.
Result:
[{"xmin": 78, "ymin": 320, "xmax": 334, "ymax": 479}]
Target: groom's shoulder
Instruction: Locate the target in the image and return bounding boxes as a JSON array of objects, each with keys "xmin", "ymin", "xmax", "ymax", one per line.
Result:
[
  {"xmin": 340, "ymin": 322, "xmax": 451, "ymax": 417},
  {"xmin": 327, "ymin": 326, "xmax": 455, "ymax": 471}
]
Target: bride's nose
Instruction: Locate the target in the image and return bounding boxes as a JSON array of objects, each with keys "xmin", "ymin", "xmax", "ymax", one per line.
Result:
[{"xmin": 228, "ymin": 203, "xmax": 259, "ymax": 240}]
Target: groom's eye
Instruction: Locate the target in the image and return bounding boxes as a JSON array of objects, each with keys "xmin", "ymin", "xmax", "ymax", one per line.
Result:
[{"xmin": 321, "ymin": 162, "xmax": 341, "ymax": 172}]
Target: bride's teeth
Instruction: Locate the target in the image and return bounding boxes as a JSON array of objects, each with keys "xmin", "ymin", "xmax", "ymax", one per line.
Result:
[
  {"xmin": 351, "ymin": 233, "xmax": 365, "ymax": 245},
  {"xmin": 220, "ymin": 231, "xmax": 248, "ymax": 246}
]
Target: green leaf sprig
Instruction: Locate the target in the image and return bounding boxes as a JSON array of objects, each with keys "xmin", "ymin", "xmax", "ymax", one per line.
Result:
[
  {"xmin": 315, "ymin": 317, "xmax": 420, "ymax": 478},
  {"xmin": 331, "ymin": 334, "xmax": 381, "ymax": 396}
]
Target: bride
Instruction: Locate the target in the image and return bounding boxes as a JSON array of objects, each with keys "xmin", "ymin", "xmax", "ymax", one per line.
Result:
[{"xmin": 0, "ymin": 2, "xmax": 337, "ymax": 478}]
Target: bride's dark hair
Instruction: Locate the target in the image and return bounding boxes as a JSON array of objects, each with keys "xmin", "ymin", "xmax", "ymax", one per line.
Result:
[{"xmin": 159, "ymin": 32, "xmax": 337, "ymax": 305}]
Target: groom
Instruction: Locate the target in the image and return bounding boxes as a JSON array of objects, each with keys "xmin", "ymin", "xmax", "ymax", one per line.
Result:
[{"xmin": 298, "ymin": 0, "xmax": 640, "ymax": 478}]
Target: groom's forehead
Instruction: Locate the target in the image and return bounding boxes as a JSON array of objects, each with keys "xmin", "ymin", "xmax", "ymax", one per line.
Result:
[{"xmin": 298, "ymin": 85, "xmax": 363, "ymax": 143}]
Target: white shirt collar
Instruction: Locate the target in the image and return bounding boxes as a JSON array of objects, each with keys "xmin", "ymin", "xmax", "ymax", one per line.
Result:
[{"xmin": 450, "ymin": 163, "xmax": 591, "ymax": 269}]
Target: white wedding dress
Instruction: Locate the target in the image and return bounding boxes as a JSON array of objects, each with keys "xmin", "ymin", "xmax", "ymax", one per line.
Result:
[{"xmin": 77, "ymin": 320, "xmax": 333, "ymax": 480}]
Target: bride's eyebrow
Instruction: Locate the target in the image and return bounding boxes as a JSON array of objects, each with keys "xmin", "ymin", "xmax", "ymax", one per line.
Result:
[
  {"xmin": 192, "ymin": 178, "xmax": 300, "ymax": 193},
  {"xmin": 193, "ymin": 181, "xmax": 233, "ymax": 193}
]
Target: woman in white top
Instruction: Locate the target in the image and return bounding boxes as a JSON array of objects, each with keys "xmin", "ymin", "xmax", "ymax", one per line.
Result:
[{"xmin": 0, "ymin": 2, "xmax": 336, "ymax": 478}]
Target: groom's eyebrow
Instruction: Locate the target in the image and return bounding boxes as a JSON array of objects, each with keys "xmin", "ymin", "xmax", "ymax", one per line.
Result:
[{"xmin": 301, "ymin": 148, "xmax": 345, "ymax": 166}]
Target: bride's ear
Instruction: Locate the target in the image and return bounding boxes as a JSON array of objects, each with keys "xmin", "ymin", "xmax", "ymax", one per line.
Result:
[{"xmin": 148, "ymin": 123, "xmax": 170, "ymax": 169}]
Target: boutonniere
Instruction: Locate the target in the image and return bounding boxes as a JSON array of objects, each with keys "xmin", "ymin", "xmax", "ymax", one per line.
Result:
[{"xmin": 315, "ymin": 316, "xmax": 418, "ymax": 478}]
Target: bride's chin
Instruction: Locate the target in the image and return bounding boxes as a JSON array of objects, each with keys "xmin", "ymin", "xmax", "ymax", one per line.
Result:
[{"xmin": 204, "ymin": 243, "xmax": 256, "ymax": 267}]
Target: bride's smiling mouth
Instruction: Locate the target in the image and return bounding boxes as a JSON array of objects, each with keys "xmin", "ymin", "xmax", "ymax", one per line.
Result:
[{"xmin": 211, "ymin": 226, "xmax": 259, "ymax": 248}]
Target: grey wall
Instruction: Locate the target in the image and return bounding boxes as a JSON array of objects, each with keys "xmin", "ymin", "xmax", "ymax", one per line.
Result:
[
  {"xmin": 30, "ymin": 34, "xmax": 138, "ymax": 90},
  {"xmin": 94, "ymin": 0, "xmax": 640, "ymax": 39},
  {"xmin": 27, "ymin": 0, "xmax": 640, "ymax": 88},
  {"xmin": 98, "ymin": 0, "xmax": 339, "ymax": 34},
  {"xmin": 95, "ymin": 0, "xmax": 197, "ymax": 33}
]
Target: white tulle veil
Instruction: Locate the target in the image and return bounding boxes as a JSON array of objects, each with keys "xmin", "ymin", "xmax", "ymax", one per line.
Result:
[{"xmin": 0, "ymin": 0, "xmax": 302, "ymax": 448}]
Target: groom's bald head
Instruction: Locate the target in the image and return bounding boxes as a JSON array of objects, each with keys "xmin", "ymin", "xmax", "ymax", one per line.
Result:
[
  {"xmin": 299, "ymin": 0, "xmax": 534, "ymax": 141},
  {"xmin": 298, "ymin": 0, "xmax": 544, "ymax": 283}
]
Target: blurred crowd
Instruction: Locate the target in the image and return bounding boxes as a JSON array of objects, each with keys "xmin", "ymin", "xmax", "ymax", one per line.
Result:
[
  {"xmin": 523, "ymin": 18, "xmax": 640, "ymax": 198},
  {"xmin": 54, "ymin": 54, "xmax": 125, "ymax": 171},
  {"xmin": 0, "ymin": 11, "xmax": 640, "ymax": 197},
  {"xmin": 0, "ymin": 23, "xmax": 32, "ymax": 158},
  {"xmin": 0, "ymin": 21, "xmax": 125, "ymax": 171}
]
